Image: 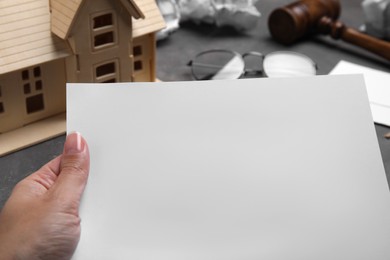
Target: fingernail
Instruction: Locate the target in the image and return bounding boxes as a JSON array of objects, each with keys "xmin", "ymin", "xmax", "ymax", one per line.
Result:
[{"xmin": 64, "ymin": 132, "xmax": 85, "ymax": 155}]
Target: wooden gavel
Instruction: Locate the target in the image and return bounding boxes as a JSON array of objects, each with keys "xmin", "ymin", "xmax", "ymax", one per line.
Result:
[{"xmin": 268, "ymin": 0, "xmax": 390, "ymax": 61}]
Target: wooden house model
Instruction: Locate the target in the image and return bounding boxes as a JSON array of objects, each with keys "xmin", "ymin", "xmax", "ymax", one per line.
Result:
[{"xmin": 0, "ymin": 0, "xmax": 165, "ymax": 155}]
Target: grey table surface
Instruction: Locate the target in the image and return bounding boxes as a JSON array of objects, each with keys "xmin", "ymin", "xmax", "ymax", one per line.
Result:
[{"xmin": 1, "ymin": 0, "xmax": 390, "ymax": 210}]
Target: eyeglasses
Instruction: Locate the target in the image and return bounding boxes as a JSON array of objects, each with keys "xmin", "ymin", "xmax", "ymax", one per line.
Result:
[{"xmin": 187, "ymin": 49, "xmax": 317, "ymax": 80}]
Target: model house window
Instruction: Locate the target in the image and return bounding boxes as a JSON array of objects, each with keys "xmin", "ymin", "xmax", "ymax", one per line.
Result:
[
  {"xmin": 94, "ymin": 32, "xmax": 114, "ymax": 46},
  {"xmin": 21, "ymin": 67, "xmax": 44, "ymax": 114},
  {"xmin": 133, "ymin": 45, "xmax": 142, "ymax": 56},
  {"xmin": 0, "ymin": 85, "xmax": 4, "ymax": 114},
  {"xmin": 22, "ymin": 70, "xmax": 29, "ymax": 80},
  {"xmin": 24, "ymin": 83, "xmax": 31, "ymax": 94},
  {"xmin": 93, "ymin": 13, "xmax": 113, "ymax": 28},
  {"xmin": 34, "ymin": 67, "xmax": 41, "ymax": 77},
  {"xmin": 134, "ymin": 60, "xmax": 143, "ymax": 71},
  {"xmin": 91, "ymin": 12, "xmax": 117, "ymax": 50},
  {"xmin": 133, "ymin": 45, "xmax": 144, "ymax": 72},
  {"xmin": 94, "ymin": 60, "xmax": 119, "ymax": 83},
  {"xmin": 96, "ymin": 62, "xmax": 115, "ymax": 77}
]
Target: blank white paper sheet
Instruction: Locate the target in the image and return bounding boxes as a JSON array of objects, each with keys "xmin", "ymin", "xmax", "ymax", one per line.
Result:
[
  {"xmin": 68, "ymin": 75, "xmax": 390, "ymax": 260},
  {"xmin": 329, "ymin": 60, "xmax": 390, "ymax": 126}
]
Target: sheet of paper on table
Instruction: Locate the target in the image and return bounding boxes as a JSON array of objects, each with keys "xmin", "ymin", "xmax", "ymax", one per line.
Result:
[
  {"xmin": 68, "ymin": 75, "xmax": 390, "ymax": 260},
  {"xmin": 329, "ymin": 60, "xmax": 390, "ymax": 127}
]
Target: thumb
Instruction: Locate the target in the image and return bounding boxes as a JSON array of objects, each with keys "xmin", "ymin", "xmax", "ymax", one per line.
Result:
[{"xmin": 51, "ymin": 132, "xmax": 90, "ymax": 207}]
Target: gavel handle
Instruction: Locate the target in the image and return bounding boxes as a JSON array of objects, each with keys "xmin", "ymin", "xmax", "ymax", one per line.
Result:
[{"xmin": 318, "ymin": 16, "xmax": 390, "ymax": 61}]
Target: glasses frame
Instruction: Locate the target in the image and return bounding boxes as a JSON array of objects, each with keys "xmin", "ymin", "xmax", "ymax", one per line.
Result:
[{"xmin": 187, "ymin": 49, "xmax": 318, "ymax": 80}]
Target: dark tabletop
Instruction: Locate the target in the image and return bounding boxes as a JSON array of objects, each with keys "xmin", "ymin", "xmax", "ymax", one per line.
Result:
[{"xmin": 1, "ymin": 0, "xmax": 390, "ymax": 209}]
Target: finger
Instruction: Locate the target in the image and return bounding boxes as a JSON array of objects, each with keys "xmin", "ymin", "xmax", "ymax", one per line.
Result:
[
  {"xmin": 11, "ymin": 156, "xmax": 61, "ymax": 196},
  {"xmin": 51, "ymin": 132, "xmax": 90, "ymax": 205},
  {"xmin": 41, "ymin": 155, "xmax": 62, "ymax": 176},
  {"xmin": 3, "ymin": 156, "xmax": 63, "ymax": 215},
  {"xmin": 24, "ymin": 155, "xmax": 62, "ymax": 191}
]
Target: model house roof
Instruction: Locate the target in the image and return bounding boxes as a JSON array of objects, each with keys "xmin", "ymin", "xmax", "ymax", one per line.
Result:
[
  {"xmin": 50, "ymin": 0, "xmax": 145, "ymax": 39},
  {"xmin": 0, "ymin": 0, "xmax": 165, "ymax": 75},
  {"xmin": 132, "ymin": 0, "xmax": 166, "ymax": 38},
  {"xmin": 0, "ymin": 0, "xmax": 70, "ymax": 75}
]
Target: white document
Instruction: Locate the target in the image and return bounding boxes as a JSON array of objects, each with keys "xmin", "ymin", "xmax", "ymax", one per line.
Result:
[
  {"xmin": 329, "ymin": 60, "xmax": 390, "ymax": 126},
  {"xmin": 68, "ymin": 75, "xmax": 390, "ymax": 260}
]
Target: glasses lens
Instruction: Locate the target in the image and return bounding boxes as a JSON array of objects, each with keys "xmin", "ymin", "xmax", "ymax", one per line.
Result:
[
  {"xmin": 263, "ymin": 52, "xmax": 317, "ymax": 78},
  {"xmin": 191, "ymin": 50, "xmax": 245, "ymax": 80}
]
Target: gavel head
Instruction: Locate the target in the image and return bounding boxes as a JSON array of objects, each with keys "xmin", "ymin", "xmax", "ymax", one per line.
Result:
[{"xmin": 268, "ymin": 0, "xmax": 341, "ymax": 45}]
